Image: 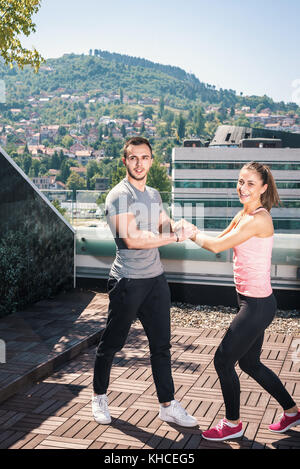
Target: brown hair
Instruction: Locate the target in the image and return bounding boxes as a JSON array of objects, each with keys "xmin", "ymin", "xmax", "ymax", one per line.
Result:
[
  {"xmin": 242, "ymin": 161, "xmax": 282, "ymax": 212},
  {"xmin": 123, "ymin": 137, "xmax": 153, "ymax": 159}
]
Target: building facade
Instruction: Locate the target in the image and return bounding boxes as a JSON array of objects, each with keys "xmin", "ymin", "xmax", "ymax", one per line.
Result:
[{"xmin": 172, "ymin": 147, "xmax": 300, "ymax": 232}]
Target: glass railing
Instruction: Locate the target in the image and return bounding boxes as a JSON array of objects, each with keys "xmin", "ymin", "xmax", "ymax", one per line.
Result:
[
  {"xmin": 42, "ymin": 189, "xmax": 263, "ymax": 228},
  {"xmin": 41, "ymin": 190, "xmax": 300, "ymax": 231},
  {"xmin": 0, "ymin": 152, "xmax": 75, "ymax": 317},
  {"xmin": 41, "ymin": 189, "xmax": 300, "ymax": 269}
]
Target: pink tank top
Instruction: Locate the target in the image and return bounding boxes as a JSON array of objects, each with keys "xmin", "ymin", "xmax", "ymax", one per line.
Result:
[{"xmin": 233, "ymin": 208, "xmax": 273, "ymax": 298}]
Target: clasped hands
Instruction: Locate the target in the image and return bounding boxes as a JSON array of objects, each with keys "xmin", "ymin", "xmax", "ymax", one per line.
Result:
[{"xmin": 173, "ymin": 219, "xmax": 198, "ymax": 243}]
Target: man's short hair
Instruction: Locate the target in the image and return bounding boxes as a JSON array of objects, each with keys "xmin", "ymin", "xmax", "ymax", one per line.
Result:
[{"xmin": 123, "ymin": 137, "xmax": 153, "ymax": 159}]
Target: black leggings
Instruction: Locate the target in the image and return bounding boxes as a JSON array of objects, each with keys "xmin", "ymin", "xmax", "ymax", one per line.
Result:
[{"xmin": 214, "ymin": 293, "xmax": 296, "ymax": 421}]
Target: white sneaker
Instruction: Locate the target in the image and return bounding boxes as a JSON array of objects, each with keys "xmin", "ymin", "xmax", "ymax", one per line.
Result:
[
  {"xmin": 92, "ymin": 394, "xmax": 111, "ymax": 424},
  {"xmin": 159, "ymin": 400, "xmax": 198, "ymax": 427}
]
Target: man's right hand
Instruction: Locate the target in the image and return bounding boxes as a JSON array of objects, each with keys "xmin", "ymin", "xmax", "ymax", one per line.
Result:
[{"xmin": 174, "ymin": 221, "xmax": 197, "ymax": 242}]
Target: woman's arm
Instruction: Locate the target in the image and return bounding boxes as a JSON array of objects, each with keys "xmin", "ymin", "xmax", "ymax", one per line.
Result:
[
  {"xmin": 194, "ymin": 214, "xmax": 266, "ymax": 253},
  {"xmin": 217, "ymin": 210, "xmax": 242, "ymax": 238}
]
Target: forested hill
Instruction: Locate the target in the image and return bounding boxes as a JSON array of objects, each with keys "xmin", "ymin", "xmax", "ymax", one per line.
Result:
[
  {"xmin": 1, "ymin": 52, "xmax": 226, "ymax": 107},
  {"xmin": 94, "ymin": 49, "xmax": 193, "ymax": 82},
  {"xmin": 91, "ymin": 49, "xmax": 237, "ymax": 106},
  {"xmin": 1, "ymin": 52, "xmax": 298, "ymax": 113}
]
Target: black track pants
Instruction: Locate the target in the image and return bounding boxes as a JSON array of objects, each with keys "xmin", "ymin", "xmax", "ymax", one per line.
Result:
[{"xmin": 93, "ymin": 274, "xmax": 175, "ymax": 404}]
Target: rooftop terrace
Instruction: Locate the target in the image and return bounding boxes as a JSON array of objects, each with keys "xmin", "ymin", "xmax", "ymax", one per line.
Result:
[
  {"xmin": 0, "ymin": 290, "xmax": 299, "ymax": 451},
  {"xmin": 0, "ymin": 144, "xmax": 299, "ymax": 452}
]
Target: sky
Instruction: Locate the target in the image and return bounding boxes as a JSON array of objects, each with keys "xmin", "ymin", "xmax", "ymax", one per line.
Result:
[{"xmin": 20, "ymin": 0, "xmax": 300, "ymax": 104}]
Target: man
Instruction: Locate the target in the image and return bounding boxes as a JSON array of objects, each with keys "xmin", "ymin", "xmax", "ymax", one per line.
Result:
[{"xmin": 92, "ymin": 137, "xmax": 197, "ymax": 427}]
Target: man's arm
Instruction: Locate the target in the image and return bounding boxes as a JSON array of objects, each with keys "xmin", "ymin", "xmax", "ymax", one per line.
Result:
[
  {"xmin": 110, "ymin": 212, "xmax": 195, "ymax": 249},
  {"xmin": 158, "ymin": 209, "xmax": 175, "ymax": 234}
]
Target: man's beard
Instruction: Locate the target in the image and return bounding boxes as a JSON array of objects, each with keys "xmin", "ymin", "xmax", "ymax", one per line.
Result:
[{"xmin": 126, "ymin": 166, "xmax": 147, "ymax": 181}]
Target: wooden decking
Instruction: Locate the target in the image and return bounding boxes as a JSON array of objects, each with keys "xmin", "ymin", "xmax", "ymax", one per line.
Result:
[{"xmin": 0, "ymin": 291, "xmax": 299, "ymax": 450}]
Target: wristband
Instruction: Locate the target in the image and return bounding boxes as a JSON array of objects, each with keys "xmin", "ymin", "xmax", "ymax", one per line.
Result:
[{"xmin": 175, "ymin": 231, "xmax": 179, "ymax": 242}]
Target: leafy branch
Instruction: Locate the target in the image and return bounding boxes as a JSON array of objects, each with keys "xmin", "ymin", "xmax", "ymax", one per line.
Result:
[{"xmin": 0, "ymin": 0, "xmax": 44, "ymax": 71}]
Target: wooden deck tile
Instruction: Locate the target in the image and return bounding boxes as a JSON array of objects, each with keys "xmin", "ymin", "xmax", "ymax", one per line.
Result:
[{"xmin": 35, "ymin": 435, "xmax": 93, "ymax": 449}]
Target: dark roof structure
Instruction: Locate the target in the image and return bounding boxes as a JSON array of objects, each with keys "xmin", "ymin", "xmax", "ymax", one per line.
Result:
[{"xmin": 210, "ymin": 125, "xmax": 300, "ymax": 148}]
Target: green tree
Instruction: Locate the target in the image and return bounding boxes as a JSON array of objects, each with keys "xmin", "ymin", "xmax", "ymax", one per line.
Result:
[
  {"xmin": 165, "ymin": 120, "xmax": 173, "ymax": 137},
  {"xmin": 96, "ymin": 159, "xmax": 127, "ymax": 205},
  {"xmin": 163, "ymin": 109, "xmax": 174, "ymax": 126},
  {"xmin": 204, "ymin": 120, "xmax": 219, "ymax": 138},
  {"xmin": 58, "ymin": 125, "xmax": 67, "ymax": 136},
  {"xmin": 66, "ymin": 171, "xmax": 86, "ymax": 197},
  {"xmin": 60, "ymin": 159, "xmax": 71, "ymax": 183},
  {"xmin": 147, "ymin": 159, "xmax": 171, "ymax": 203},
  {"xmin": 140, "ymin": 122, "xmax": 145, "ymax": 135},
  {"xmin": 42, "ymin": 139, "xmax": 50, "ymax": 148},
  {"xmin": 61, "ymin": 135, "xmax": 74, "ymax": 149},
  {"xmin": 98, "ymin": 125, "xmax": 103, "ymax": 142},
  {"xmin": 121, "ymin": 123, "xmax": 126, "ymax": 138},
  {"xmin": 52, "ymin": 199, "xmax": 67, "ymax": 217},
  {"xmin": 23, "ymin": 154, "xmax": 32, "ymax": 174},
  {"xmin": 176, "ymin": 113, "xmax": 186, "ymax": 140},
  {"xmin": 0, "ymin": 0, "xmax": 44, "ymax": 71},
  {"xmin": 31, "ymin": 158, "xmax": 40, "ymax": 177},
  {"xmin": 163, "ymin": 109, "xmax": 174, "ymax": 137},
  {"xmin": 79, "ymin": 108, "xmax": 87, "ymax": 119},
  {"xmin": 217, "ymin": 105, "xmax": 228, "ymax": 122},
  {"xmin": 194, "ymin": 107, "xmax": 205, "ymax": 136},
  {"xmin": 234, "ymin": 115, "xmax": 251, "ymax": 127},
  {"xmin": 256, "ymin": 103, "xmax": 266, "ymax": 113},
  {"xmin": 252, "ymin": 121, "xmax": 264, "ymax": 129},
  {"xmin": 50, "ymin": 151, "xmax": 60, "ymax": 169},
  {"xmin": 110, "ymin": 162, "xmax": 126, "ymax": 187},
  {"xmin": 143, "ymin": 106, "xmax": 154, "ymax": 119},
  {"xmin": 157, "ymin": 123, "xmax": 166, "ymax": 138},
  {"xmin": 159, "ymin": 96, "xmax": 165, "ymax": 117},
  {"xmin": 89, "ymin": 172, "xmax": 102, "ymax": 190},
  {"xmin": 86, "ymin": 159, "xmax": 100, "ymax": 188},
  {"xmin": 86, "ymin": 160, "xmax": 100, "ymax": 180}
]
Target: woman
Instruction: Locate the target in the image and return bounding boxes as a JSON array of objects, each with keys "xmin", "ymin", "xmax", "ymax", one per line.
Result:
[{"xmin": 191, "ymin": 161, "xmax": 299, "ymax": 441}]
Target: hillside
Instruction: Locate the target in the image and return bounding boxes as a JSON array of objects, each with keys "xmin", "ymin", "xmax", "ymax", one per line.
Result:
[
  {"xmin": 0, "ymin": 53, "xmax": 224, "ymax": 108},
  {"xmin": 1, "ymin": 51, "xmax": 298, "ymax": 113}
]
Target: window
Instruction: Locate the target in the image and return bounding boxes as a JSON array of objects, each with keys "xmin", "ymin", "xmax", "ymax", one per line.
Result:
[{"xmin": 174, "ymin": 180, "xmax": 300, "ymax": 189}]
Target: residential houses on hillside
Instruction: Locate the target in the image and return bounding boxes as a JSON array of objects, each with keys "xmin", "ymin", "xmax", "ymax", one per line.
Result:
[
  {"xmin": 237, "ymin": 107, "xmax": 300, "ymax": 133},
  {"xmin": 1, "ymin": 89, "xmax": 300, "ymax": 172}
]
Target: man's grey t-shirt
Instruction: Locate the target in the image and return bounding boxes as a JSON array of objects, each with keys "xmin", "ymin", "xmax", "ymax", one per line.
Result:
[{"xmin": 105, "ymin": 178, "xmax": 164, "ymax": 280}]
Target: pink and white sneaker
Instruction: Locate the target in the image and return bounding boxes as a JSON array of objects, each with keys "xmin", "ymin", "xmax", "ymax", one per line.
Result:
[
  {"xmin": 202, "ymin": 418, "xmax": 243, "ymax": 441},
  {"xmin": 269, "ymin": 411, "xmax": 300, "ymax": 433}
]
